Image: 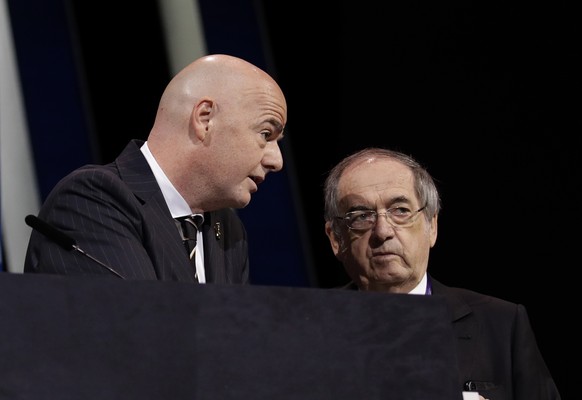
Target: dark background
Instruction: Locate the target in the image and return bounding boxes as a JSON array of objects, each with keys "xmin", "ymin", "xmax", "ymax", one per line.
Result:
[
  {"xmin": 7, "ymin": 0, "xmax": 578, "ymax": 396},
  {"xmin": 260, "ymin": 2, "xmax": 578, "ymax": 397}
]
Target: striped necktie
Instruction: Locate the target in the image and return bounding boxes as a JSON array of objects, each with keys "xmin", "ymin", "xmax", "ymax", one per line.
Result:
[{"xmin": 177, "ymin": 215, "xmax": 203, "ymax": 280}]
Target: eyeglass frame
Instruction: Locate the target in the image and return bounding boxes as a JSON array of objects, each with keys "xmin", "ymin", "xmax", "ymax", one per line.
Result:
[{"xmin": 335, "ymin": 204, "xmax": 428, "ymax": 231}]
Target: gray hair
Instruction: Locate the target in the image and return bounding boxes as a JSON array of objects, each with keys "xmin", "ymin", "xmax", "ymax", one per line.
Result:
[{"xmin": 323, "ymin": 148, "xmax": 441, "ymax": 238}]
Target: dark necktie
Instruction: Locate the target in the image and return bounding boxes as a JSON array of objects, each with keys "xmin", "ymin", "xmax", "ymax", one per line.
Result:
[{"xmin": 177, "ymin": 215, "xmax": 203, "ymax": 280}]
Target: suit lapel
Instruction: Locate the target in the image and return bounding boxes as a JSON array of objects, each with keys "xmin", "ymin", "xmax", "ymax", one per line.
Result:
[
  {"xmin": 116, "ymin": 139, "xmax": 162, "ymax": 203},
  {"xmin": 114, "ymin": 139, "xmax": 197, "ymax": 281},
  {"xmin": 201, "ymin": 212, "xmax": 227, "ymax": 283},
  {"xmin": 430, "ymin": 277, "xmax": 479, "ymax": 383}
]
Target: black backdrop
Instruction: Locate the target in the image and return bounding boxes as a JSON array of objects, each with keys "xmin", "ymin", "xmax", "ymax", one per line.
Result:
[{"xmin": 259, "ymin": 1, "xmax": 579, "ymax": 397}]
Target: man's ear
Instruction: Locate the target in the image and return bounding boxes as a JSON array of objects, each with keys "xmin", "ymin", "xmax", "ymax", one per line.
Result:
[
  {"xmin": 325, "ymin": 222, "xmax": 342, "ymax": 259},
  {"xmin": 191, "ymin": 98, "xmax": 213, "ymax": 138},
  {"xmin": 429, "ymin": 213, "xmax": 438, "ymax": 248}
]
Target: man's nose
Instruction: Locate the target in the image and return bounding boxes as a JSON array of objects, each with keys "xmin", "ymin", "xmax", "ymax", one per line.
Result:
[
  {"xmin": 263, "ymin": 141, "xmax": 283, "ymax": 172},
  {"xmin": 372, "ymin": 213, "xmax": 397, "ymax": 238}
]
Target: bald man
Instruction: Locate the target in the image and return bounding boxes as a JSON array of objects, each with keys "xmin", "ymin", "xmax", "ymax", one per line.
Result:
[{"xmin": 25, "ymin": 54, "xmax": 287, "ymax": 283}]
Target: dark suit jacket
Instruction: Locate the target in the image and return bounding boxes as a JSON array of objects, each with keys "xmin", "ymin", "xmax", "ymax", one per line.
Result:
[
  {"xmin": 343, "ymin": 276, "xmax": 561, "ymax": 400},
  {"xmin": 24, "ymin": 139, "xmax": 249, "ymax": 284}
]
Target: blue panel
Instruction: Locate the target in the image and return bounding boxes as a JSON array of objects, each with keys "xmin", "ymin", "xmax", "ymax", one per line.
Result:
[
  {"xmin": 6, "ymin": 0, "xmax": 94, "ymax": 200},
  {"xmin": 198, "ymin": 0, "xmax": 313, "ymax": 286}
]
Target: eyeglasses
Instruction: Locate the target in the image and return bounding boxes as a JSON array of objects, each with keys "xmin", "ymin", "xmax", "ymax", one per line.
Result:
[{"xmin": 336, "ymin": 205, "xmax": 427, "ymax": 231}]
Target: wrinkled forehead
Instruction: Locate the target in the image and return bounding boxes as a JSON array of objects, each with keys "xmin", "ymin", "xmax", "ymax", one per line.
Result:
[
  {"xmin": 237, "ymin": 80, "xmax": 287, "ymax": 119},
  {"xmin": 338, "ymin": 158, "xmax": 416, "ymax": 203}
]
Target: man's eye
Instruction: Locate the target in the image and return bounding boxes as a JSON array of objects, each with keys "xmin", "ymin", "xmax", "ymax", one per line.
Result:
[
  {"xmin": 353, "ymin": 211, "xmax": 375, "ymax": 221},
  {"xmin": 391, "ymin": 207, "xmax": 412, "ymax": 217},
  {"xmin": 260, "ymin": 131, "xmax": 273, "ymax": 140}
]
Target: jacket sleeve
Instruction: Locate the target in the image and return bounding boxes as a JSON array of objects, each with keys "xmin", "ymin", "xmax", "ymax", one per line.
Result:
[{"xmin": 512, "ymin": 304, "xmax": 561, "ymax": 400}]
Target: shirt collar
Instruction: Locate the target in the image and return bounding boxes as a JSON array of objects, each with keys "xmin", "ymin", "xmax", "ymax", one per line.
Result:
[
  {"xmin": 140, "ymin": 141, "xmax": 191, "ymax": 218},
  {"xmin": 409, "ymin": 272, "xmax": 429, "ymax": 295}
]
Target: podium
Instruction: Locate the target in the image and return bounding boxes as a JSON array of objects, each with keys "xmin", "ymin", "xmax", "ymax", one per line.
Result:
[{"xmin": 0, "ymin": 273, "xmax": 461, "ymax": 399}]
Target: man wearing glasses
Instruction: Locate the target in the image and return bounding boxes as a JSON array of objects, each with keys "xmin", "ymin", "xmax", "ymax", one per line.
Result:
[{"xmin": 322, "ymin": 147, "xmax": 561, "ymax": 400}]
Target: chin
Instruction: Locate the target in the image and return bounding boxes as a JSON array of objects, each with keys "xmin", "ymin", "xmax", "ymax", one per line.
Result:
[
  {"xmin": 233, "ymin": 194, "xmax": 251, "ymax": 209},
  {"xmin": 373, "ymin": 267, "xmax": 407, "ymax": 285}
]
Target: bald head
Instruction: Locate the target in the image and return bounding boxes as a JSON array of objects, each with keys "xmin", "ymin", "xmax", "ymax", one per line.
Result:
[
  {"xmin": 148, "ymin": 54, "xmax": 285, "ymax": 143},
  {"xmin": 173, "ymin": 54, "xmax": 276, "ymax": 94},
  {"xmin": 145, "ymin": 53, "xmax": 288, "ymax": 212}
]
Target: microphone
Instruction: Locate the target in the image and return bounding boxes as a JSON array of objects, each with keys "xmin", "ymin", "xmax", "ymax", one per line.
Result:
[{"xmin": 25, "ymin": 214, "xmax": 125, "ymax": 279}]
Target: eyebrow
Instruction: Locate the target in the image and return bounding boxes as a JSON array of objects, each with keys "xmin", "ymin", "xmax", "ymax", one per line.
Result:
[
  {"xmin": 266, "ymin": 118, "xmax": 284, "ymax": 135},
  {"xmin": 344, "ymin": 196, "xmax": 414, "ymax": 212},
  {"xmin": 388, "ymin": 195, "xmax": 411, "ymax": 204},
  {"xmin": 345, "ymin": 205, "xmax": 374, "ymax": 213}
]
